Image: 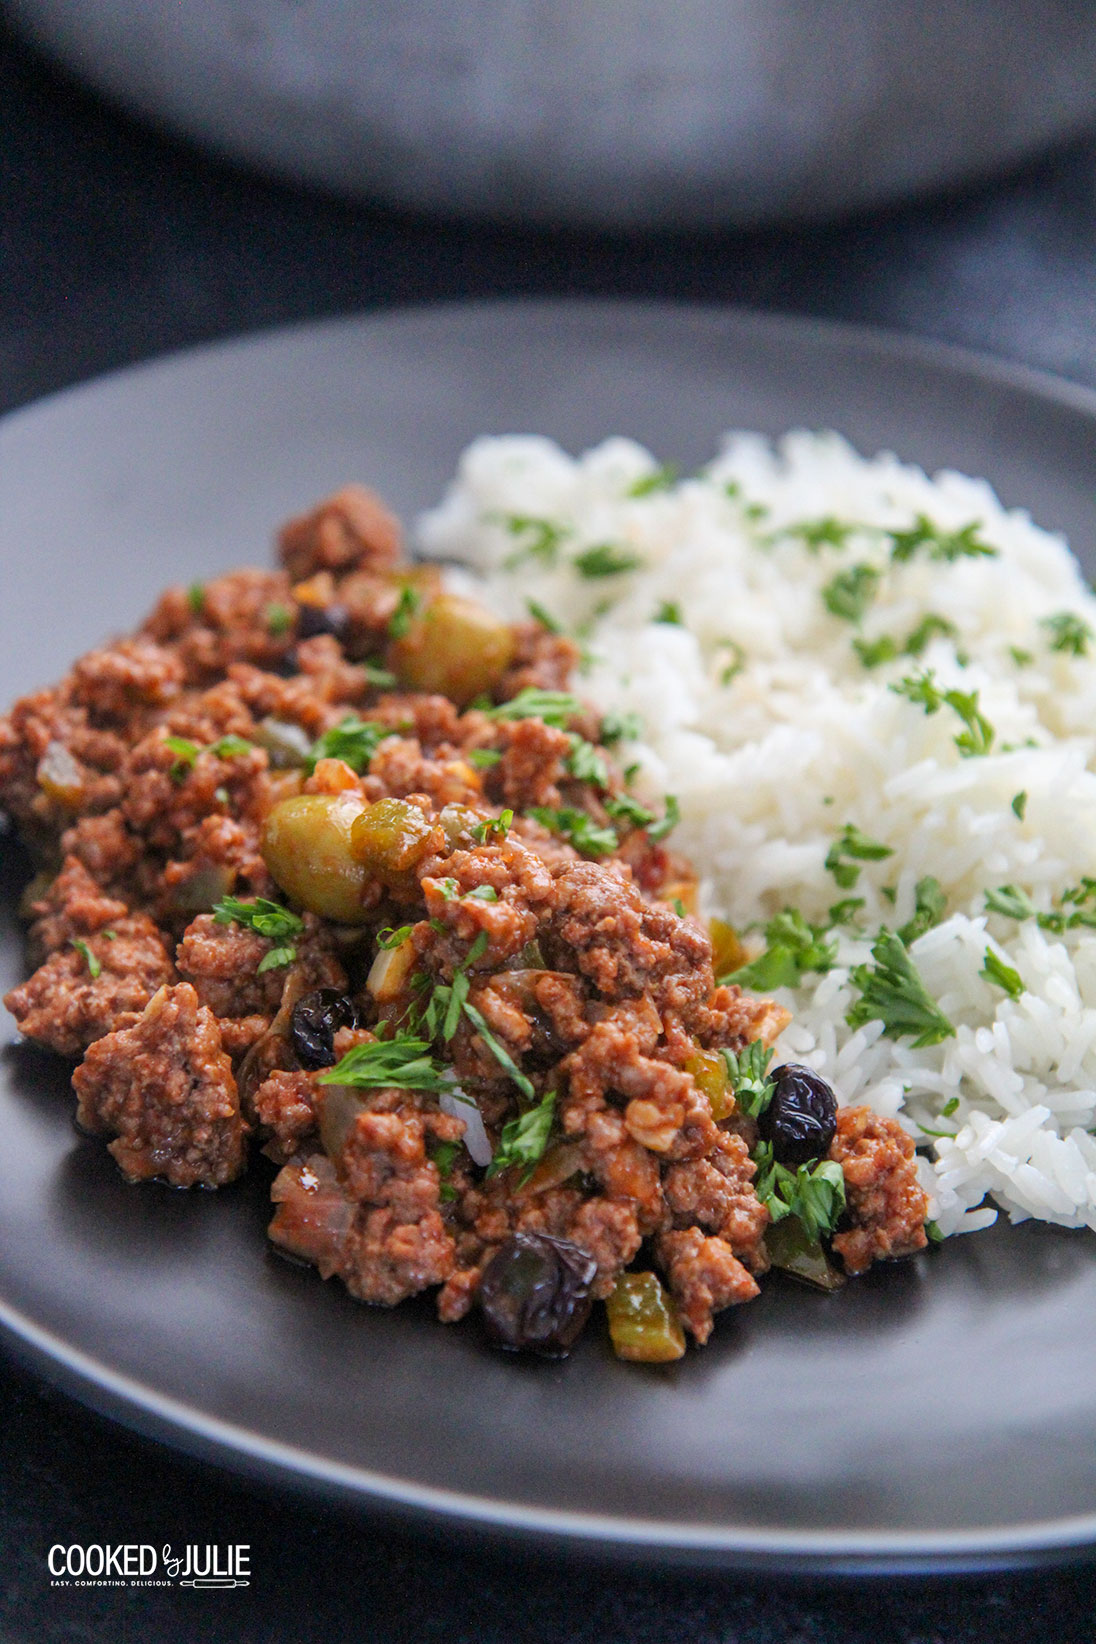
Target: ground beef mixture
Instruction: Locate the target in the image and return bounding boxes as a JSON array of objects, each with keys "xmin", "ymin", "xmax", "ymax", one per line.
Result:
[{"xmin": 0, "ymin": 484, "xmax": 929, "ymax": 1359}]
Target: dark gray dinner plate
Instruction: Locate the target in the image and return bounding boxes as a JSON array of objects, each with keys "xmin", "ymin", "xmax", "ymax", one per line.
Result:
[{"xmin": 4, "ymin": 301, "xmax": 1096, "ymax": 1575}]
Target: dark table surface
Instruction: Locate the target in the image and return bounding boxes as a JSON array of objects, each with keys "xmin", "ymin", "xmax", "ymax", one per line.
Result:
[{"xmin": 5, "ymin": 15, "xmax": 1096, "ymax": 1640}]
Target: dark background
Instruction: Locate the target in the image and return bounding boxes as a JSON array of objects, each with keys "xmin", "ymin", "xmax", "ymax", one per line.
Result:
[{"xmin": 5, "ymin": 13, "xmax": 1096, "ymax": 1640}]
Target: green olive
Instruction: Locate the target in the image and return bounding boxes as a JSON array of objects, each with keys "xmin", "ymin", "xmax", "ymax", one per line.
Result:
[
  {"xmin": 605, "ymin": 1271, "xmax": 686, "ymax": 1362},
  {"xmin": 261, "ymin": 792, "xmax": 371, "ymax": 923},
  {"xmin": 387, "ymin": 593, "xmax": 516, "ymax": 706},
  {"xmin": 349, "ymin": 798, "xmax": 434, "ymax": 889},
  {"xmin": 438, "ymin": 802, "xmax": 483, "ymax": 849}
]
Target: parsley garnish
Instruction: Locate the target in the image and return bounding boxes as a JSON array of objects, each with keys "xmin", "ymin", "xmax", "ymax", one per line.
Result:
[
  {"xmin": 822, "ymin": 563, "xmax": 880, "ymax": 623},
  {"xmin": 429, "ymin": 1138, "xmax": 460, "ymax": 1201},
  {"xmin": 715, "ymin": 638, "xmax": 747, "ymax": 685},
  {"xmin": 501, "ymin": 515, "xmax": 569, "ymax": 569},
  {"xmin": 470, "ymin": 809, "xmax": 513, "ymax": 843},
  {"xmin": 266, "ymin": 603, "xmax": 293, "ymax": 636},
  {"xmin": 1009, "ymin": 645, "xmax": 1034, "ymax": 668},
  {"xmin": 890, "ymin": 670, "xmax": 994, "ymax": 757},
  {"xmin": 469, "ymin": 747, "xmax": 502, "ymax": 770},
  {"xmin": 387, "ymin": 586, "xmax": 421, "ymax": 639},
  {"xmin": 981, "ymin": 947, "xmax": 1023, "ymax": 999},
  {"xmin": 1041, "ymin": 611, "xmax": 1094, "ymax": 657},
  {"xmin": 654, "ymin": 600, "xmax": 684, "ymax": 625},
  {"xmin": 824, "ymin": 823, "xmax": 893, "ymax": 889},
  {"xmin": 573, "ymin": 544, "xmax": 644, "ymax": 578},
  {"xmin": 526, "ymin": 599, "xmax": 563, "ymax": 634},
  {"xmin": 307, "ymin": 715, "xmax": 394, "ymax": 773},
  {"xmin": 362, "ymin": 661, "xmax": 398, "ymax": 688},
  {"xmin": 317, "ymin": 1034, "xmax": 448, "ymax": 1093},
  {"xmin": 984, "ymin": 880, "xmax": 1096, "ymax": 934},
  {"xmin": 888, "ymin": 515, "xmax": 997, "ymax": 563},
  {"xmin": 721, "ymin": 1042, "xmax": 774, "ymax": 1119},
  {"xmin": 565, "ymin": 736, "xmax": 610, "ymax": 788},
  {"xmin": 852, "ymin": 635, "xmax": 900, "ymax": 668},
  {"xmin": 377, "ymin": 924, "xmax": 415, "ymax": 950},
  {"xmin": 207, "ymin": 735, "xmax": 253, "ymax": 759},
  {"xmin": 187, "ymin": 582, "xmax": 205, "ymax": 614},
  {"xmin": 486, "ymin": 1090, "xmax": 556, "ymax": 1180},
  {"xmin": 846, "ymin": 931, "xmax": 955, "ymax": 1047},
  {"xmin": 896, "ymin": 876, "xmax": 947, "ymax": 946},
  {"xmin": 627, "ymin": 464, "xmax": 678, "ymax": 497},
  {"xmin": 486, "ymin": 688, "xmax": 584, "ymax": 728},
  {"xmin": 646, "ymin": 794, "xmax": 680, "ymax": 843},
  {"xmin": 904, "ymin": 613, "xmax": 959, "ymax": 656},
  {"xmin": 785, "ymin": 516, "xmax": 858, "ymax": 552},
  {"xmin": 828, "ymin": 897, "xmax": 865, "ymax": 927},
  {"xmin": 527, "ymin": 806, "xmax": 618, "ymax": 857},
  {"xmin": 465, "ymin": 885, "xmax": 499, "ymax": 902},
  {"xmin": 725, "ymin": 908, "xmax": 837, "ymax": 989},
  {"xmin": 71, "ymin": 938, "xmax": 101, "ymax": 979},
  {"xmin": 604, "ymin": 792, "xmax": 654, "ymax": 829},
  {"xmin": 163, "ymin": 735, "xmax": 200, "ymax": 782},
  {"xmin": 752, "ymin": 1143, "xmax": 847, "ymax": 1243},
  {"xmin": 1011, "ymin": 791, "xmax": 1028, "ymax": 821},
  {"xmin": 985, "ymin": 884, "xmax": 1036, "ymax": 922},
  {"xmin": 212, "ymin": 896, "xmax": 304, "ymax": 972},
  {"xmin": 463, "ymin": 1001, "xmax": 536, "ymax": 1100},
  {"xmin": 599, "ymin": 710, "xmax": 643, "ymax": 745}
]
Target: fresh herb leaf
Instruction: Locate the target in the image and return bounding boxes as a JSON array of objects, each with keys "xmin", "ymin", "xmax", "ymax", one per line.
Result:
[
  {"xmin": 1009, "ymin": 645, "xmax": 1034, "ymax": 668},
  {"xmin": 207, "ymin": 735, "xmax": 253, "ymax": 759},
  {"xmin": 362, "ymin": 661, "xmax": 398, "ymax": 688},
  {"xmin": 435, "ymin": 878, "xmax": 459, "ymax": 900},
  {"xmin": 828, "ymin": 897, "xmax": 865, "ymax": 927},
  {"xmin": 317, "ymin": 1034, "xmax": 448, "ymax": 1093},
  {"xmin": 463, "ymin": 1001, "xmax": 536, "ymax": 1101},
  {"xmin": 654, "ymin": 600, "xmax": 684, "ymax": 625},
  {"xmin": 599, "ymin": 710, "xmax": 643, "ymax": 745},
  {"xmin": 1041, "ymin": 610, "xmax": 1094, "ymax": 657},
  {"xmin": 646, "ymin": 795, "xmax": 680, "ymax": 843},
  {"xmin": 721, "ymin": 1042, "xmax": 775, "ymax": 1119},
  {"xmin": 603, "ymin": 792, "xmax": 654, "ymax": 828},
  {"xmin": 486, "ymin": 688, "xmax": 584, "ymax": 728},
  {"xmin": 266, "ymin": 603, "xmax": 293, "ymax": 636},
  {"xmin": 377, "ymin": 924, "xmax": 415, "ymax": 950},
  {"xmin": 470, "ymin": 809, "xmax": 513, "ymax": 843},
  {"xmin": 846, "ymin": 931, "xmax": 955, "ymax": 1048},
  {"xmin": 565, "ymin": 735, "xmax": 610, "ymax": 788},
  {"xmin": 925, "ymin": 1219, "xmax": 943, "ymax": 1244},
  {"xmin": 257, "ymin": 944, "xmax": 297, "ymax": 974},
  {"xmin": 671, "ymin": 897, "xmax": 688, "ymax": 918},
  {"xmin": 387, "ymin": 586, "xmax": 421, "ymax": 639},
  {"xmin": 889, "ymin": 515, "xmax": 997, "ymax": 563},
  {"xmin": 573, "ymin": 543, "xmax": 644, "ymax": 578},
  {"xmin": 896, "ymin": 876, "xmax": 947, "ymax": 946},
  {"xmin": 981, "ymin": 947, "xmax": 1023, "ymax": 999},
  {"xmin": 486, "ymin": 1089, "xmax": 556, "ymax": 1180},
  {"xmin": 164, "ymin": 735, "xmax": 200, "ymax": 781},
  {"xmin": 940, "ymin": 1096, "xmax": 959, "ymax": 1117},
  {"xmin": 627, "ymin": 464, "xmax": 678, "ymax": 497},
  {"xmin": 853, "ymin": 634, "xmax": 899, "ymax": 668},
  {"xmin": 715, "ymin": 637, "xmax": 747, "ymax": 685},
  {"xmin": 726, "ymin": 908, "xmax": 837, "ymax": 989},
  {"xmin": 890, "ymin": 670, "xmax": 995, "ymax": 757},
  {"xmin": 71, "ymin": 937, "xmax": 101, "ymax": 979},
  {"xmin": 526, "ymin": 806, "xmax": 618, "ymax": 857},
  {"xmin": 822, "ymin": 563, "xmax": 880, "ymax": 623},
  {"xmin": 752, "ymin": 1143, "xmax": 847, "ymax": 1243},
  {"xmin": 501, "ymin": 515, "xmax": 569, "ymax": 569},
  {"xmin": 429, "ymin": 1138, "xmax": 460, "ymax": 1201},
  {"xmin": 465, "ymin": 885, "xmax": 499, "ymax": 902},
  {"xmin": 307, "ymin": 715, "xmax": 394, "ymax": 773},
  {"xmin": 904, "ymin": 613, "xmax": 958, "ymax": 656},
  {"xmin": 212, "ymin": 896, "xmax": 304, "ymax": 944},
  {"xmin": 785, "ymin": 516, "xmax": 858, "ymax": 552},
  {"xmin": 985, "ymin": 884, "xmax": 1037, "ymax": 921},
  {"xmin": 187, "ymin": 581, "xmax": 205, "ymax": 614},
  {"xmin": 468, "ymin": 747, "xmax": 502, "ymax": 770},
  {"xmin": 1011, "ymin": 791, "xmax": 1028, "ymax": 821},
  {"xmin": 526, "ymin": 599, "xmax": 563, "ymax": 634},
  {"xmin": 824, "ymin": 823, "xmax": 893, "ymax": 889}
]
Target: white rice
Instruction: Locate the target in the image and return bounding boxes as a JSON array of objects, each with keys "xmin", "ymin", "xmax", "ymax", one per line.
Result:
[{"xmin": 416, "ymin": 429, "xmax": 1096, "ymax": 1240}]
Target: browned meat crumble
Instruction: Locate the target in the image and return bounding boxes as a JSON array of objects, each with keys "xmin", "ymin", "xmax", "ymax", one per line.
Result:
[{"xmin": 0, "ymin": 483, "xmax": 929, "ymax": 1358}]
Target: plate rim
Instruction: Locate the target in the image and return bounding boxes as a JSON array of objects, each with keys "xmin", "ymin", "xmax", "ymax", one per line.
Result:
[{"xmin": 7, "ymin": 296, "xmax": 1096, "ymax": 1574}]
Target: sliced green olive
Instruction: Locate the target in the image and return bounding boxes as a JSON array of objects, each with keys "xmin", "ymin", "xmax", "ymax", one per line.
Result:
[
  {"xmin": 438, "ymin": 802, "xmax": 485, "ymax": 849},
  {"xmin": 709, "ymin": 916, "xmax": 746, "ymax": 980},
  {"xmin": 685, "ymin": 1049, "xmax": 735, "ymax": 1121},
  {"xmin": 349, "ymin": 797, "xmax": 434, "ymax": 889},
  {"xmin": 764, "ymin": 1215, "xmax": 846, "ymax": 1292},
  {"xmin": 261, "ymin": 792, "xmax": 371, "ymax": 923},
  {"xmin": 605, "ymin": 1271, "xmax": 686, "ymax": 1362},
  {"xmin": 387, "ymin": 593, "xmax": 516, "ymax": 706},
  {"xmin": 253, "ymin": 716, "xmax": 313, "ymax": 769}
]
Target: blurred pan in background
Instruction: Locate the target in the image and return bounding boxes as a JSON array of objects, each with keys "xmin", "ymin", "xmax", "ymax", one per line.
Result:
[{"xmin": 7, "ymin": 0, "xmax": 1096, "ymax": 228}]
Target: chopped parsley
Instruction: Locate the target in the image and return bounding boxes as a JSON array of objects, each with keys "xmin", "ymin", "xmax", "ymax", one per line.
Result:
[
  {"xmin": 904, "ymin": 613, "xmax": 959, "ymax": 656},
  {"xmin": 187, "ymin": 581, "xmax": 205, "ymax": 615},
  {"xmin": 890, "ymin": 670, "xmax": 995, "ymax": 757},
  {"xmin": 852, "ymin": 635, "xmax": 899, "ymax": 669},
  {"xmin": 526, "ymin": 599, "xmax": 563, "ymax": 634},
  {"xmin": 565, "ymin": 736, "xmax": 610, "ymax": 788},
  {"xmin": 824, "ymin": 823, "xmax": 893, "ymax": 890},
  {"xmin": 362, "ymin": 661, "xmax": 398, "ymax": 688},
  {"xmin": 470, "ymin": 809, "xmax": 513, "ymax": 843},
  {"xmin": 463, "ymin": 1001, "xmax": 536, "ymax": 1100},
  {"xmin": 626, "ymin": 464, "xmax": 678, "ymax": 497},
  {"xmin": 846, "ymin": 931, "xmax": 955, "ymax": 1048},
  {"xmin": 896, "ymin": 876, "xmax": 947, "ymax": 946},
  {"xmin": 1009, "ymin": 646, "xmax": 1034, "ymax": 668},
  {"xmin": 387, "ymin": 586, "xmax": 421, "ymax": 639},
  {"xmin": 164, "ymin": 735, "xmax": 200, "ymax": 781},
  {"xmin": 71, "ymin": 938, "xmax": 101, "ymax": 979},
  {"xmin": 317, "ymin": 1034, "xmax": 449, "ymax": 1093},
  {"xmin": 429, "ymin": 1138, "xmax": 460, "ymax": 1201},
  {"xmin": 527, "ymin": 805, "xmax": 618, "ymax": 857},
  {"xmin": 828, "ymin": 897, "xmax": 865, "ymax": 927},
  {"xmin": 752, "ymin": 1144, "xmax": 847, "ymax": 1244},
  {"xmin": 468, "ymin": 747, "xmax": 502, "ymax": 770},
  {"xmin": 646, "ymin": 794, "xmax": 680, "ymax": 843},
  {"xmin": 599, "ymin": 709, "xmax": 643, "ymax": 745},
  {"xmin": 604, "ymin": 792, "xmax": 654, "ymax": 829},
  {"xmin": 1041, "ymin": 610, "xmax": 1094, "ymax": 657},
  {"xmin": 785, "ymin": 516, "xmax": 858, "ymax": 552},
  {"xmin": 486, "ymin": 688, "xmax": 584, "ymax": 728},
  {"xmin": 1011, "ymin": 791, "xmax": 1028, "ymax": 821},
  {"xmin": 465, "ymin": 885, "xmax": 499, "ymax": 902},
  {"xmin": 377, "ymin": 924, "xmax": 415, "ymax": 950},
  {"xmin": 266, "ymin": 603, "xmax": 293, "ymax": 636},
  {"xmin": 207, "ymin": 735, "xmax": 253, "ymax": 759},
  {"xmin": 985, "ymin": 880, "xmax": 1096, "ymax": 934},
  {"xmin": 888, "ymin": 515, "xmax": 997, "ymax": 564},
  {"xmin": 984, "ymin": 884, "xmax": 1037, "ymax": 922},
  {"xmin": 720, "ymin": 1041, "xmax": 774, "ymax": 1119},
  {"xmin": 212, "ymin": 896, "xmax": 304, "ymax": 972},
  {"xmin": 725, "ymin": 908, "xmax": 837, "ymax": 989},
  {"xmin": 486, "ymin": 1089, "xmax": 556, "ymax": 1181},
  {"xmin": 981, "ymin": 947, "xmax": 1023, "ymax": 999},
  {"xmin": 573, "ymin": 543, "xmax": 644, "ymax": 578},
  {"xmin": 654, "ymin": 600, "xmax": 684, "ymax": 625},
  {"xmin": 501, "ymin": 515, "xmax": 569, "ymax": 569},
  {"xmin": 307, "ymin": 715, "xmax": 394, "ymax": 773},
  {"xmin": 822, "ymin": 563, "xmax": 880, "ymax": 623},
  {"xmin": 715, "ymin": 638, "xmax": 747, "ymax": 685}
]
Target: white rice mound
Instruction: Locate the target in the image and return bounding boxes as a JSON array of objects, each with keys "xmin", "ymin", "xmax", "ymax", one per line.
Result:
[{"xmin": 416, "ymin": 429, "xmax": 1096, "ymax": 1241}]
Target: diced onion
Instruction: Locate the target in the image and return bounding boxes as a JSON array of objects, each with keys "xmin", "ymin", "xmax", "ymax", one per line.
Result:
[{"xmin": 440, "ymin": 1088, "xmax": 492, "ymax": 1167}]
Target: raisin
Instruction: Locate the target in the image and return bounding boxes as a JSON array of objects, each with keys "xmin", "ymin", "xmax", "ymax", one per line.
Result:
[
  {"xmin": 479, "ymin": 1231, "xmax": 597, "ymax": 1357},
  {"xmin": 758, "ymin": 1064, "xmax": 838, "ymax": 1167},
  {"xmin": 297, "ymin": 603, "xmax": 353, "ymax": 645},
  {"xmin": 290, "ymin": 988, "xmax": 360, "ymax": 1070}
]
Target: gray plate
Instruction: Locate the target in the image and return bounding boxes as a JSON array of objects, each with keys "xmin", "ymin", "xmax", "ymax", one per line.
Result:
[{"xmin": 4, "ymin": 301, "xmax": 1096, "ymax": 1575}]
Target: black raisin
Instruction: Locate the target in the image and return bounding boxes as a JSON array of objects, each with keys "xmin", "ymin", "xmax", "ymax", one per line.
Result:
[
  {"xmin": 479, "ymin": 1231, "xmax": 597, "ymax": 1357},
  {"xmin": 758, "ymin": 1063, "xmax": 838, "ymax": 1167},
  {"xmin": 297, "ymin": 603, "xmax": 353, "ymax": 645},
  {"xmin": 290, "ymin": 988, "xmax": 360, "ymax": 1070}
]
